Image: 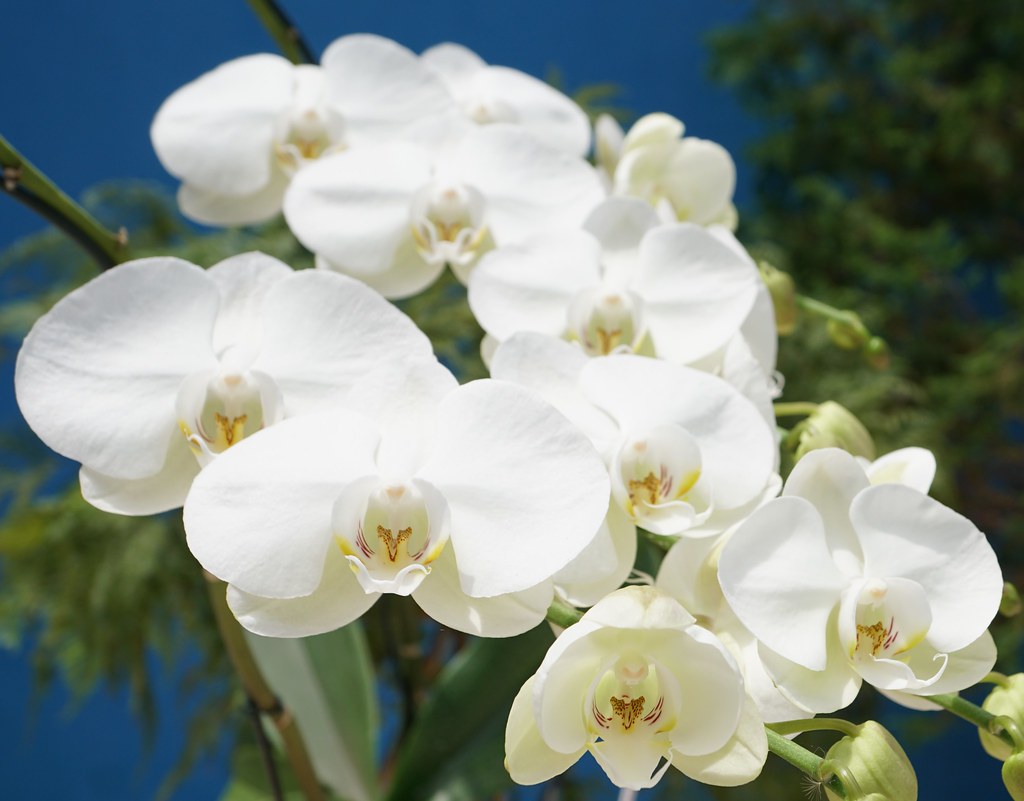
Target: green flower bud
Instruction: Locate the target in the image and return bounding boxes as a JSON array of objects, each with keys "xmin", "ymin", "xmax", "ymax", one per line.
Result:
[
  {"xmin": 827, "ymin": 311, "xmax": 870, "ymax": 350},
  {"xmin": 863, "ymin": 336, "xmax": 890, "ymax": 370},
  {"xmin": 757, "ymin": 260, "xmax": 798, "ymax": 335},
  {"xmin": 822, "ymin": 721, "xmax": 917, "ymax": 801},
  {"xmin": 1004, "ymin": 752, "xmax": 1024, "ymax": 801},
  {"xmin": 787, "ymin": 400, "xmax": 876, "ymax": 462},
  {"xmin": 980, "ymin": 676, "xmax": 1024, "ymax": 760},
  {"xmin": 1002, "ymin": 582, "xmax": 1022, "ymax": 618}
]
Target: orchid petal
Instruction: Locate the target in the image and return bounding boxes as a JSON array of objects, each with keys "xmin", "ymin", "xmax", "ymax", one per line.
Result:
[
  {"xmin": 657, "ymin": 625, "xmax": 743, "ymax": 756},
  {"xmin": 15, "ymin": 258, "xmax": 218, "ymax": 479},
  {"xmin": 622, "ymin": 113, "xmax": 685, "ymax": 151},
  {"xmin": 594, "ymin": 113, "xmax": 625, "ymax": 177},
  {"xmin": 421, "ymin": 42, "xmax": 487, "ymax": 96},
  {"xmin": 79, "ymin": 433, "xmax": 199, "ymax": 516},
  {"xmin": 470, "ymin": 66, "xmax": 591, "ymax": 156},
  {"xmin": 226, "ymin": 546, "xmax": 379, "ymax": 637},
  {"xmin": 758, "ymin": 638, "xmax": 862, "ymax": 715},
  {"xmin": 151, "ymin": 54, "xmax": 294, "ymax": 195},
  {"xmin": 505, "ymin": 676, "xmax": 584, "ymax": 784},
  {"xmin": 206, "ymin": 251, "xmax": 292, "ymax": 354},
  {"xmin": 865, "ymin": 447, "xmax": 937, "ymax": 492},
  {"xmin": 897, "ymin": 630, "xmax": 997, "ymax": 701},
  {"xmin": 590, "ymin": 735, "xmax": 672, "ymax": 791},
  {"xmin": 419, "ymin": 380, "xmax": 609, "ymax": 597},
  {"xmin": 671, "ymin": 693, "xmax": 767, "ymax": 786},
  {"xmin": 783, "ymin": 448, "xmax": 869, "ymax": 577},
  {"xmin": 412, "ymin": 546, "xmax": 553, "ymax": 636},
  {"xmin": 283, "ymin": 144, "xmax": 432, "ymax": 275},
  {"xmin": 176, "ymin": 168, "xmax": 289, "ymax": 227},
  {"xmin": 582, "ymin": 197, "xmax": 660, "ymax": 282},
  {"xmin": 554, "ymin": 502, "xmax": 636, "ymax": 608},
  {"xmin": 851, "ymin": 483, "xmax": 1002, "ymax": 653},
  {"xmin": 534, "ymin": 621, "xmax": 606, "ymax": 752},
  {"xmin": 718, "ymin": 496, "xmax": 848, "ymax": 670},
  {"xmin": 184, "ymin": 410, "xmax": 380, "ymax": 598},
  {"xmin": 451, "ymin": 125, "xmax": 605, "ymax": 243},
  {"xmin": 468, "ymin": 229, "xmax": 602, "ymax": 341},
  {"xmin": 583, "ymin": 584, "xmax": 696, "ymax": 631},
  {"xmin": 252, "ymin": 269, "xmax": 435, "ymax": 418},
  {"xmin": 582, "ymin": 356, "xmax": 775, "ymax": 509},
  {"xmin": 321, "ymin": 34, "xmax": 453, "ymax": 145},
  {"xmin": 633, "ymin": 223, "xmax": 759, "ymax": 364},
  {"xmin": 663, "ymin": 138, "xmax": 736, "ymax": 225},
  {"xmin": 489, "ymin": 333, "xmax": 619, "ymax": 452}
]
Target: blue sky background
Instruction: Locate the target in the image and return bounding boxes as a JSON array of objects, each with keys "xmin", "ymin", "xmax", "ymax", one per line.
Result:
[{"xmin": 0, "ymin": 2, "xmax": 1005, "ymax": 800}]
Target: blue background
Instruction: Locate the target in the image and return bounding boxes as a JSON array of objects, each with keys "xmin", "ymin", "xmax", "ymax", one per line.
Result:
[{"xmin": 0, "ymin": 1, "xmax": 1004, "ymax": 799}]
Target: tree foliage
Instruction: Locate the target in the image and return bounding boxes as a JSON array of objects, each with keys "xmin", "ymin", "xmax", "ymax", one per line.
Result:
[{"xmin": 709, "ymin": 1, "xmax": 1024, "ymax": 576}]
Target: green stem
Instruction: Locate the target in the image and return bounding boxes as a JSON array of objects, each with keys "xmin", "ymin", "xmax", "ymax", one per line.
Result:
[
  {"xmin": 929, "ymin": 693, "xmax": 1014, "ymax": 749},
  {"xmin": 639, "ymin": 527, "xmax": 678, "ymax": 552},
  {"xmin": 205, "ymin": 572, "xmax": 327, "ymax": 801},
  {"xmin": 773, "ymin": 402, "xmax": 820, "ymax": 418},
  {"xmin": 546, "ymin": 598, "xmax": 583, "ymax": 629},
  {"xmin": 0, "ymin": 134, "xmax": 127, "ymax": 269},
  {"xmin": 765, "ymin": 728, "xmax": 847, "ymax": 799},
  {"xmin": 768, "ymin": 717, "xmax": 860, "ymax": 737},
  {"xmin": 797, "ymin": 293, "xmax": 852, "ymax": 323},
  {"xmin": 245, "ymin": 0, "xmax": 316, "ymax": 64},
  {"xmin": 984, "ymin": 672, "xmax": 1012, "ymax": 688}
]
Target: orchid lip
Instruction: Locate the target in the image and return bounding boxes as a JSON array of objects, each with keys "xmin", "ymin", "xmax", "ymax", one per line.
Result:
[
  {"xmin": 410, "ymin": 180, "xmax": 489, "ymax": 268},
  {"xmin": 333, "ymin": 476, "xmax": 451, "ymax": 596},
  {"xmin": 175, "ymin": 351, "xmax": 284, "ymax": 467},
  {"xmin": 566, "ymin": 286, "xmax": 647, "ymax": 357}
]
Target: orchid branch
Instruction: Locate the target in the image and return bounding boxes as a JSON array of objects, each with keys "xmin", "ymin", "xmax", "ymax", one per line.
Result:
[
  {"xmin": 765, "ymin": 727, "xmax": 848, "ymax": 799},
  {"xmin": 773, "ymin": 402, "xmax": 820, "ymax": 418},
  {"xmin": 0, "ymin": 134, "xmax": 128, "ymax": 269},
  {"xmin": 244, "ymin": 0, "xmax": 316, "ymax": 64},
  {"xmin": 929, "ymin": 692, "xmax": 1016, "ymax": 750},
  {"xmin": 204, "ymin": 572, "xmax": 327, "ymax": 801}
]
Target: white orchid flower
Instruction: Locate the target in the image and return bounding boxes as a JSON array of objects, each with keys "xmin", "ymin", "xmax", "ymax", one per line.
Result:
[
  {"xmin": 505, "ymin": 586, "xmax": 767, "ymax": 791},
  {"xmin": 718, "ymin": 447, "xmax": 1003, "ymax": 713},
  {"xmin": 14, "ymin": 253, "xmax": 435, "ymax": 516},
  {"xmin": 283, "ymin": 124, "xmax": 605, "ymax": 299},
  {"xmin": 469, "ymin": 197, "xmax": 760, "ymax": 367},
  {"xmin": 151, "ymin": 34, "xmax": 453, "ymax": 226},
  {"xmin": 655, "ymin": 517, "xmax": 809, "ymax": 724},
  {"xmin": 595, "ymin": 112, "xmax": 738, "ymax": 228},
  {"xmin": 422, "ymin": 43, "xmax": 591, "ymax": 157},
  {"xmin": 183, "ymin": 360, "xmax": 610, "ymax": 638},
  {"xmin": 491, "ymin": 335, "xmax": 777, "ymax": 538}
]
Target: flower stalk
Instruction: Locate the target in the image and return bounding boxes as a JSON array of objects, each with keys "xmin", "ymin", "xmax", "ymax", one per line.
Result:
[
  {"xmin": 244, "ymin": 0, "xmax": 316, "ymax": 64},
  {"xmin": 765, "ymin": 728, "xmax": 847, "ymax": 799},
  {"xmin": 0, "ymin": 134, "xmax": 127, "ymax": 269},
  {"xmin": 204, "ymin": 571, "xmax": 327, "ymax": 801},
  {"xmin": 929, "ymin": 692, "xmax": 1016, "ymax": 750}
]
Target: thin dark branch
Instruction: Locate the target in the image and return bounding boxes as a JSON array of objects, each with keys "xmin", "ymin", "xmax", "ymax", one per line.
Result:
[
  {"xmin": 245, "ymin": 0, "xmax": 316, "ymax": 64},
  {"xmin": 248, "ymin": 696, "xmax": 285, "ymax": 801}
]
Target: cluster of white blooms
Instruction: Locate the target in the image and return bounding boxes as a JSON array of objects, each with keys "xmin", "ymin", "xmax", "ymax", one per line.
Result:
[{"xmin": 14, "ymin": 32, "xmax": 1005, "ymax": 795}]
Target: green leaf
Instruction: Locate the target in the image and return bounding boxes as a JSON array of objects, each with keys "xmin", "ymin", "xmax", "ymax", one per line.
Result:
[
  {"xmin": 245, "ymin": 622, "xmax": 379, "ymax": 801},
  {"xmin": 384, "ymin": 624, "xmax": 554, "ymax": 801}
]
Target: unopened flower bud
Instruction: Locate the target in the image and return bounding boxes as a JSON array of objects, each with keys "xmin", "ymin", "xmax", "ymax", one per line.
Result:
[
  {"xmin": 788, "ymin": 401, "xmax": 876, "ymax": 462},
  {"xmin": 1002, "ymin": 582, "xmax": 1022, "ymax": 618},
  {"xmin": 827, "ymin": 311, "xmax": 870, "ymax": 350},
  {"xmin": 980, "ymin": 676, "xmax": 1024, "ymax": 761},
  {"xmin": 758, "ymin": 261, "xmax": 798, "ymax": 335},
  {"xmin": 863, "ymin": 336, "xmax": 890, "ymax": 370},
  {"xmin": 1004, "ymin": 752, "xmax": 1024, "ymax": 801},
  {"xmin": 823, "ymin": 721, "xmax": 917, "ymax": 801}
]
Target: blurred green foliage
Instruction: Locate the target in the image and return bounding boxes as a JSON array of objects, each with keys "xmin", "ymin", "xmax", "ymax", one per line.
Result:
[{"xmin": 709, "ymin": 1, "xmax": 1024, "ymax": 581}]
